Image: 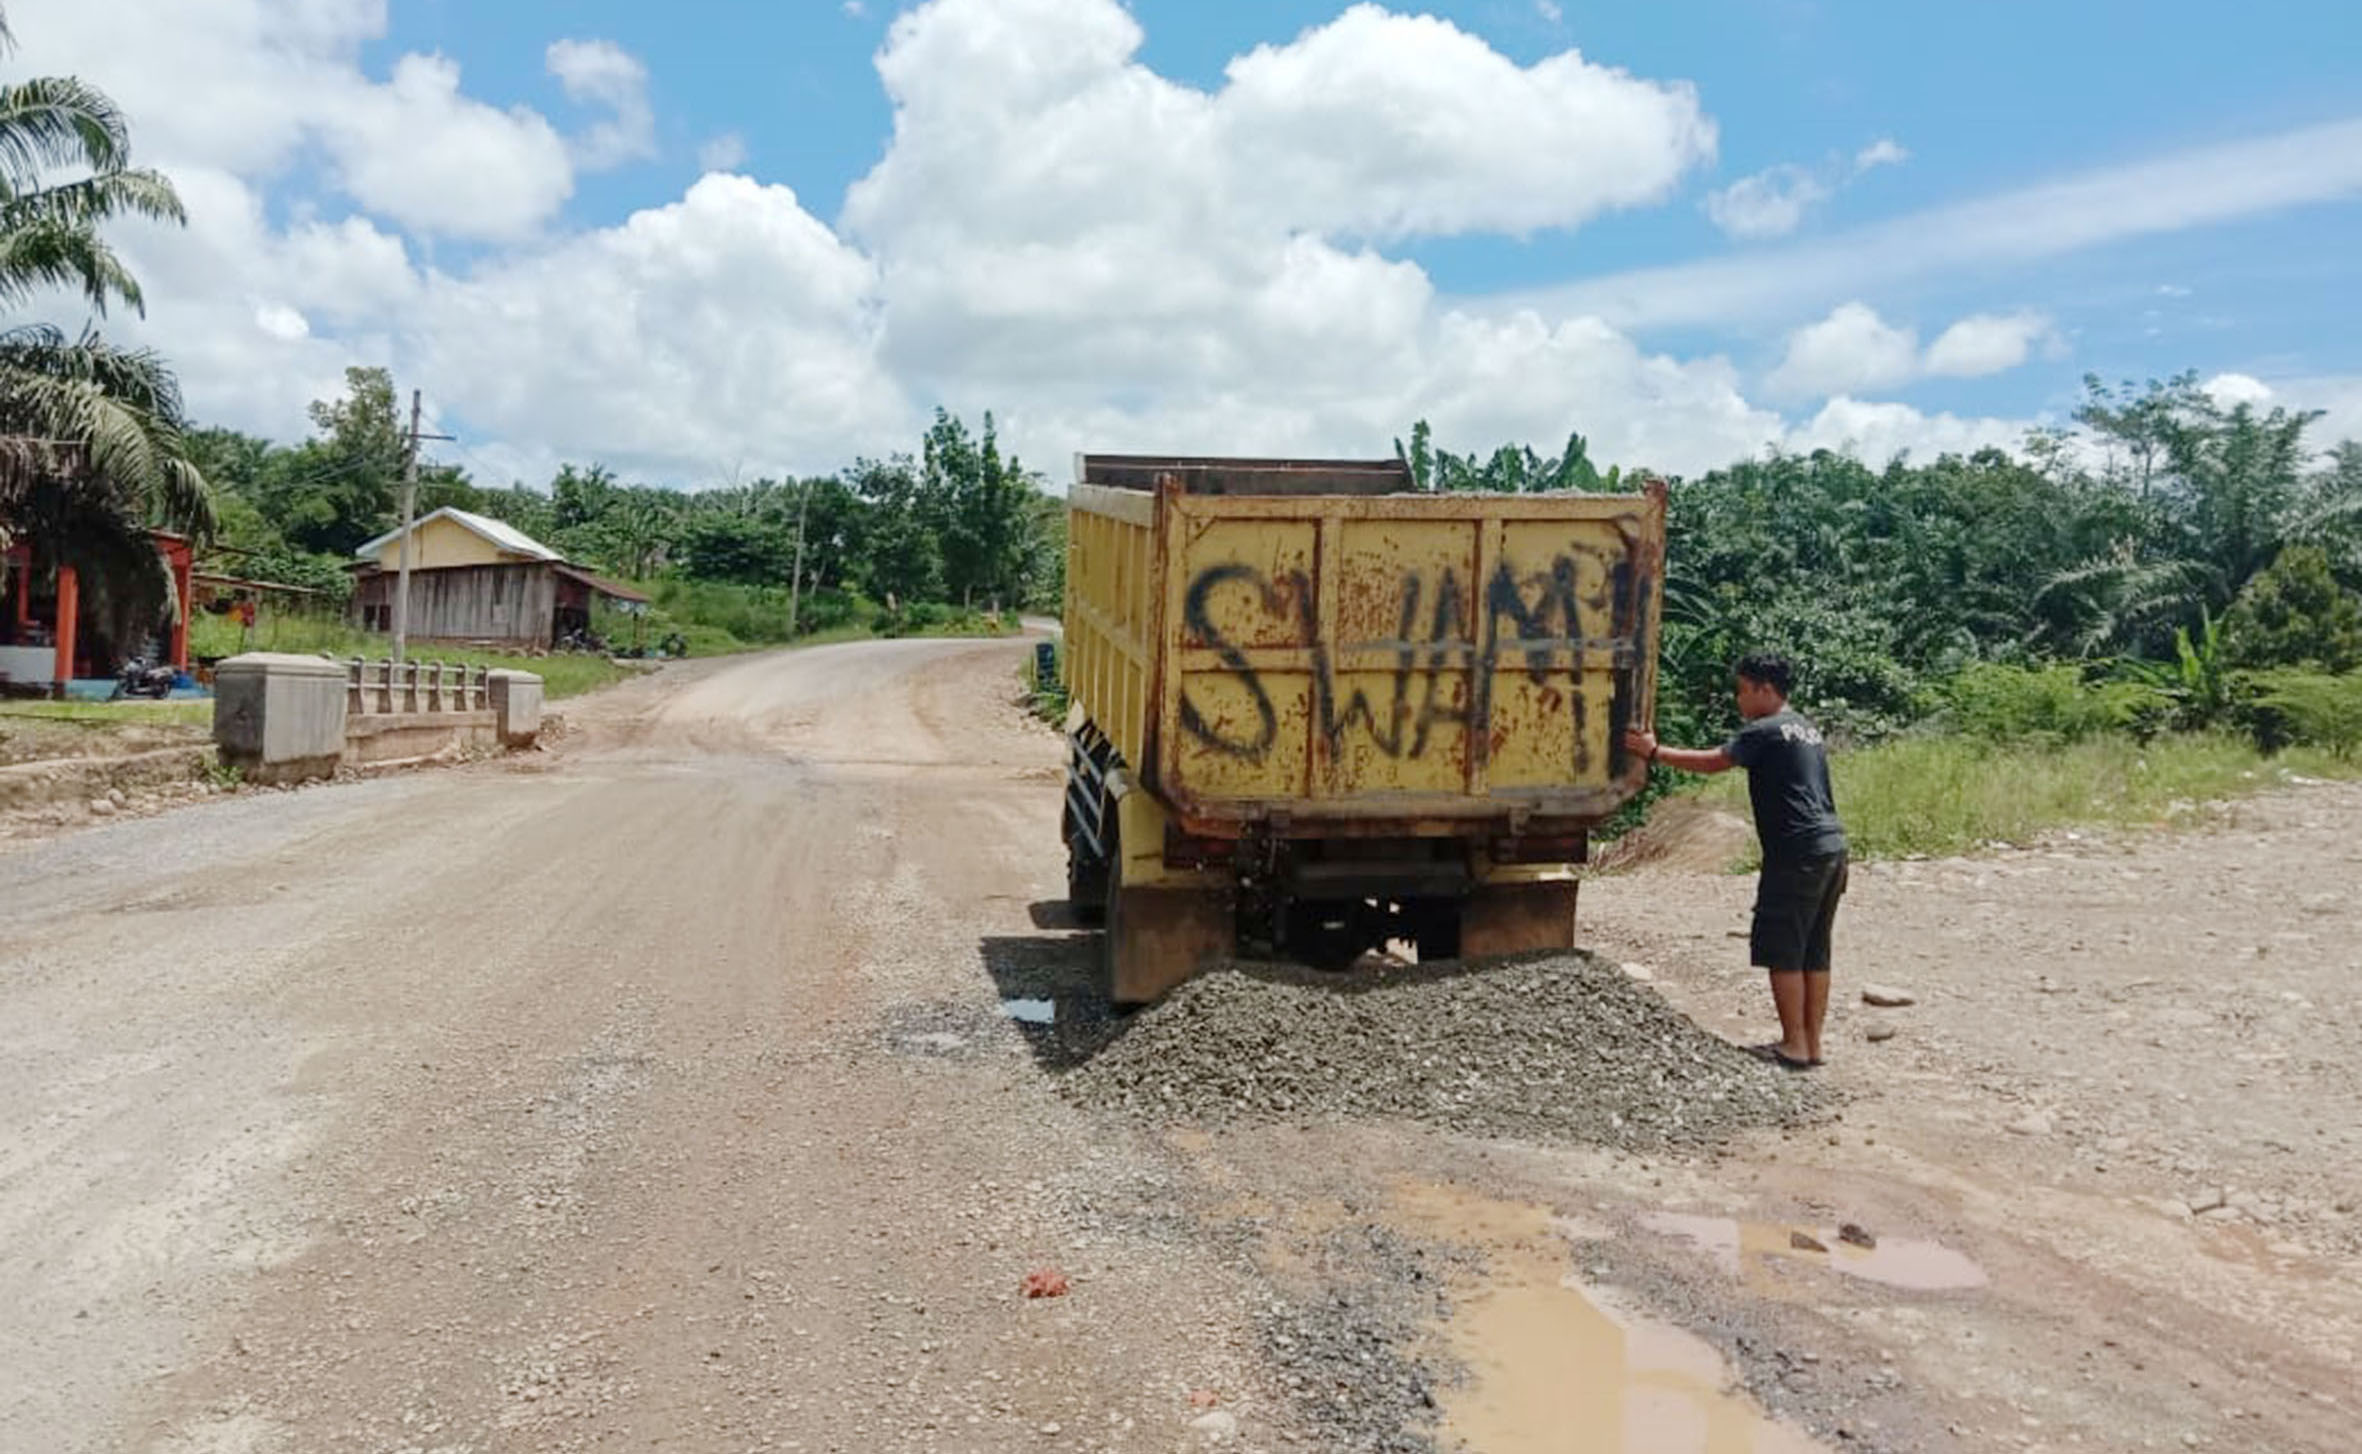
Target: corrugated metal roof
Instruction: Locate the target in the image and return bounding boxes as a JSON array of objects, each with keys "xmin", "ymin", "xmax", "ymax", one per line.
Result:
[
  {"xmin": 353, "ymin": 506, "xmax": 562, "ymax": 562},
  {"xmin": 553, "ymin": 563, "xmax": 652, "ymax": 603}
]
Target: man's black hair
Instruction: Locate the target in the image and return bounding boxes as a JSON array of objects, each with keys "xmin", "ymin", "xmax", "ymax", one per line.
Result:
[{"xmin": 1734, "ymin": 650, "xmax": 1794, "ymax": 697}]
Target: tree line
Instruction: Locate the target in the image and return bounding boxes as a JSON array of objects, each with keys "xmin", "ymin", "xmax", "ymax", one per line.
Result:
[
  {"xmin": 1404, "ymin": 376, "xmax": 2362, "ymax": 754},
  {"xmin": 190, "ymin": 366, "xmax": 1066, "ymax": 633}
]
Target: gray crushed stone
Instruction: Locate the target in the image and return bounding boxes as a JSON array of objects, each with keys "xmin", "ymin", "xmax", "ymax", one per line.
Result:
[
  {"xmin": 1253, "ymin": 1221, "xmax": 1467, "ymax": 1452},
  {"xmin": 1056, "ymin": 953, "xmax": 1827, "ymax": 1148}
]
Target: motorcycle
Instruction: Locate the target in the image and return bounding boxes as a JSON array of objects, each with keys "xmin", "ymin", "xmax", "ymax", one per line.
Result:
[{"xmin": 112, "ymin": 657, "xmax": 178, "ymax": 700}]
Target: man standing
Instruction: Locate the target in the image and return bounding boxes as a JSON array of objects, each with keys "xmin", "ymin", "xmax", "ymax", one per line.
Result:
[{"xmin": 1623, "ymin": 651, "xmax": 1849, "ymax": 1070}]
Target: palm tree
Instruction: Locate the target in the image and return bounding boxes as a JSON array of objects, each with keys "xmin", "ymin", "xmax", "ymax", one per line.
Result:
[
  {"xmin": 0, "ymin": 7, "xmax": 187, "ymax": 316},
  {"xmin": 0, "ymin": 4, "xmax": 209, "ymax": 657}
]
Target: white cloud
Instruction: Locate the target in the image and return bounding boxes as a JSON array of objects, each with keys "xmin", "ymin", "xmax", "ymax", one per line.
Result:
[
  {"xmin": 1768, "ymin": 303, "xmax": 2057, "ymax": 400},
  {"xmin": 1523, "ymin": 116, "xmax": 2362, "ymax": 328},
  {"xmin": 320, "ymin": 53, "xmax": 574, "ymax": 240},
  {"xmin": 253, "ymin": 304, "xmax": 311, "ymax": 342},
  {"xmin": 414, "ymin": 175, "xmax": 905, "ymax": 481},
  {"xmin": 2193, "ymin": 374, "xmax": 2362, "ymax": 455},
  {"xmin": 697, "ymin": 132, "xmax": 750, "ymax": 174},
  {"xmin": 2289, "ymin": 377, "xmax": 2362, "ymax": 449},
  {"xmin": 1925, "ymin": 310, "xmax": 2057, "ymax": 378},
  {"xmin": 29, "ymin": 0, "xmax": 2068, "ymax": 487},
  {"xmin": 548, "ymin": 38, "xmax": 658, "ymax": 171},
  {"xmin": 2202, "ymin": 372, "xmax": 2275, "ymax": 408},
  {"xmin": 1705, "ymin": 165, "xmax": 1831, "ymax": 240},
  {"xmin": 1705, "ymin": 135, "xmax": 1906, "ymax": 240},
  {"xmin": 1854, "ymin": 138, "xmax": 1908, "ymax": 172},
  {"xmin": 14, "ymin": 0, "xmax": 577, "ymax": 242},
  {"xmin": 844, "ymin": 0, "xmax": 868, "ymax": 15},
  {"xmin": 850, "ymin": 0, "xmax": 1715, "ymax": 249},
  {"xmin": 1789, "ymin": 397, "xmax": 2029, "ymax": 462},
  {"xmin": 1536, "ymin": 0, "xmax": 1564, "ymax": 22},
  {"xmin": 1767, "ymin": 302, "xmax": 1920, "ymax": 397}
]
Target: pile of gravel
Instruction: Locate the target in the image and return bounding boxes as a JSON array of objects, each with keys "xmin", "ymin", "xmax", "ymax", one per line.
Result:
[{"xmin": 1057, "ymin": 953, "xmax": 1825, "ymax": 1149}]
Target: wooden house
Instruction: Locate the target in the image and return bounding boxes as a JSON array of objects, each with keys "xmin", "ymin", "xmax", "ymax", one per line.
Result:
[{"xmin": 350, "ymin": 508, "xmax": 648, "ymax": 649}]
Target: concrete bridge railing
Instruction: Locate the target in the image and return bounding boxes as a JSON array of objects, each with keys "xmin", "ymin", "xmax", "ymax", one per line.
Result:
[{"xmin": 215, "ymin": 654, "xmax": 543, "ymax": 784}]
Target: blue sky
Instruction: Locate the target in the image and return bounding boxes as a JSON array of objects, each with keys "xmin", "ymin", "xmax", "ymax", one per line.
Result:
[{"xmin": 17, "ymin": 0, "xmax": 2362, "ymax": 484}]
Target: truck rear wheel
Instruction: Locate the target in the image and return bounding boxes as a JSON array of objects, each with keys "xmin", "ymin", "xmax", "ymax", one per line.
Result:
[
  {"xmin": 1411, "ymin": 901, "xmax": 1463, "ymax": 963},
  {"xmin": 1285, "ymin": 901, "xmax": 1373, "ymax": 973},
  {"xmin": 1066, "ymin": 832, "xmax": 1108, "ymax": 926},
  {"xmin": 1102, "ymin": 813, "xmax": 1233, "ymax": 1005},
  {"xmin": 1460, "ymin": 881, "xmax": 1580, "ymax": 959}
]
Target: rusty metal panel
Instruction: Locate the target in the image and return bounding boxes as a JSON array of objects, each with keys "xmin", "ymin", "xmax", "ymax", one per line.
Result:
[
  {"xmin": 1171, "ymin": 668, "xmax": 1315, "ymax": 800},
  {"xmin": 1485, "ymin": 667, "xmax": 1620, "ymax": 789},
  {"xmin": 1179, "ymin": 519, "xmax": 1317, "ymax": 649},
  {"xmin": 1070, "ymin": 462, "xmax": 1665, "ymax": 834}
]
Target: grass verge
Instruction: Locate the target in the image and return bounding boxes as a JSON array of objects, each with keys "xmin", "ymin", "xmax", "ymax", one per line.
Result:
[
  {"xmin": 1688, "ymin": 731, "xmax": 2362, "ymax": 863},
  {"xmin": 0, "ymin": 700, "xmax": 215, "ymax": 729},
  {"xmin": 193, "ymin": 614, "xmax": 632, "ymax": 699}
]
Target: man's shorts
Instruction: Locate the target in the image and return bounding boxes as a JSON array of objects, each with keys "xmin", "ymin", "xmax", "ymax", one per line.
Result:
[{"xmin": 1751, "ymin": 850, "xmax": 1849, "ymax": 974}]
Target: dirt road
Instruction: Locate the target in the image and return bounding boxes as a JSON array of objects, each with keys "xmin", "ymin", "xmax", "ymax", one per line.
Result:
[
  {"xmin": 4, "ymin": 637, "xmax": 2357, "ymax": 1453},
  {"xmin": 2, "ymin": 640, "xmax": 1276, "ymax": 1454}
]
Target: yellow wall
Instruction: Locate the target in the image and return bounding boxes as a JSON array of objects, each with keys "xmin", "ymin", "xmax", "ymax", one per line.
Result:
[{"xmin": 368, "ymin": 515, "xmax": 514, "ymax": 572}]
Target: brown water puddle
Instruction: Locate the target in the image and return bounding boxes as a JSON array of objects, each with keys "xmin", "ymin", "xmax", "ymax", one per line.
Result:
[
  {"xmin": 1640, "ymin": 1213, "xmax": 1986, "ymax": 1293},
  {"xmin": 1395, "ymin": 1185, "xmax": 1825, "ymax": 1453}
]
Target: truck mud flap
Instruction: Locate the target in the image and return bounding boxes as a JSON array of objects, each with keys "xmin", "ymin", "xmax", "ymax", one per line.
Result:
[
  {"xmin": 1460, "ymin": 881, "xmax": 1580, "ymax": 959},
  {"xmin": 1105, "ymin": 885, "xmax": 1233, "ymax": 1006}
]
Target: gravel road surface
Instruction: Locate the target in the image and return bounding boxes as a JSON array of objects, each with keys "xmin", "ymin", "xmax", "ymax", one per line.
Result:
[{"xmin": 6, "ymin": 637, "xmax": 2357, "ymax": 1454}]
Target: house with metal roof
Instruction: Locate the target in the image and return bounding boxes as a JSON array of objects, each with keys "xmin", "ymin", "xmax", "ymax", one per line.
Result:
[{"xmin": 349, "ymin": 507, "xmax": 649, "ymax": 650}]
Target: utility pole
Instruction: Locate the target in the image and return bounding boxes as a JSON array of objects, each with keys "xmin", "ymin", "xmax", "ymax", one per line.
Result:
[
  {"xmin": 787, "ymin": 477, "xmax": 812, "ymax": 639},
  {"xmin": 391, "ymin": 389, "xmax": 455, "ymax": 664}
]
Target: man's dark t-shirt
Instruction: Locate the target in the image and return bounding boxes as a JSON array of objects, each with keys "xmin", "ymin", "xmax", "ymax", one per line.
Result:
[{"xmin": 1724, "ymin": 710, "xmax": 1847, "ymax": 861}]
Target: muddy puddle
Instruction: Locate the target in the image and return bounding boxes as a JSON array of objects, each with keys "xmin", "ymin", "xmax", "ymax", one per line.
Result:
[
  {"xmin": 1396, "ymin": 1184, "xmax": 1823, "ymax": 1453},
  {"xmin": 1641, "ymin": 1212, "xmax": 1986, "ymax": 1293}
]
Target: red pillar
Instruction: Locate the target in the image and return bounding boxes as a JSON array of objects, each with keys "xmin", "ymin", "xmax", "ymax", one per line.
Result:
[
  {"xmin": 167, "ymin": 543, "xmax": 193, "ymax": 670},
  {"xmin": 52, "ymin": 563, "xmax": 79, "ymax": 696}
]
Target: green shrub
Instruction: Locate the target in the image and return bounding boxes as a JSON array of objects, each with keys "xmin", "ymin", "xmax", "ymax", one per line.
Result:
[
  {"xmin": 2223, "ymin": 546, "xmax": 2362, "ymax": 673},
  {"xmin": 2240, "ymin": 671, "xmax": 2362, "ymax": 758},
  {"xmin": 1945, "ymin": 662, "xmax": 2170, "ymax": 742},
  {"xmin": 879, "ymin": 601, "xmax": 1011, "ymax": 639},
  {"xmin": 644, "ymin": 579, "xmax": 882, "ymax": 649}
]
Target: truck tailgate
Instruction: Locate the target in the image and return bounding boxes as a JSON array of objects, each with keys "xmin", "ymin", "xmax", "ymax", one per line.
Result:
[{"xmin": 1069, "ymin": 479, "xmax": 1665, "ymax": 833}]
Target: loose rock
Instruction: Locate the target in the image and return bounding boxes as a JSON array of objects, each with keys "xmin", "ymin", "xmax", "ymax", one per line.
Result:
[
  {"xmin": 1861, "ymin": 985, "xmax": 1917, "ymax": 1008},
  {"xmin": 1865, "ymin": 1023, "xmax": 1898, "ymax": 1043},
  {"xmin": 1057, "ymin": 954, "xmax": 1826, "ymax": 1150},
  {"xmin": 1790, "ymin": 1230, "xmax": 1829, "ymax": 1253},
  {"xmin": 1020, "ymin": 1269, "xmax": 1069, "ymax": 1300},
  {"xmin": 1188, "ymin": 1409, "xmax": 1240, "ymax": 1444},
  {"xmin": 2008, "ymin": 1112, "xmax": 2055, "ymax": 1137}
]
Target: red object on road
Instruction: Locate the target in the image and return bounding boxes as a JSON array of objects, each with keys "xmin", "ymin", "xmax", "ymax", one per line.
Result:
[{"xmin": 1020, "ymin": 1268, "xmax": 1070, "ymax": 1299}]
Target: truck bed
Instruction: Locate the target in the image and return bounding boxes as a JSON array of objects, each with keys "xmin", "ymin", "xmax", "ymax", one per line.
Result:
[{"xmin": 1064, "ymin": 457, "xmax": 1665, "ymax": 837}]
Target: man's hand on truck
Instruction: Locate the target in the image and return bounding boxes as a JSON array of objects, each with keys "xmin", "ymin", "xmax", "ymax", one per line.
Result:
[{"xmin": 1622, "ymin": 725, "xmax": 1733, "ymax": 776}]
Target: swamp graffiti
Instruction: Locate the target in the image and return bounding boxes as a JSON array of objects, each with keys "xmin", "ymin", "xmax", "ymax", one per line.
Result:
[{"xmin": 1177, "ymin": 549, "xmax": 1645, "ymax": 776}]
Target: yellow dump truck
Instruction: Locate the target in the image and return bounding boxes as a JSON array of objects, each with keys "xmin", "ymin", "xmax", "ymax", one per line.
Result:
[{"xmin": 1061, "ymin": 454, "xmax": 1668, "ymax": 1003}]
